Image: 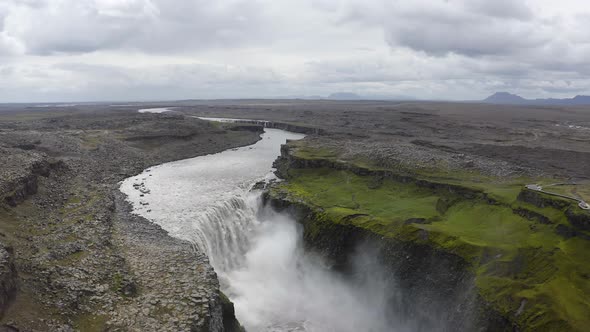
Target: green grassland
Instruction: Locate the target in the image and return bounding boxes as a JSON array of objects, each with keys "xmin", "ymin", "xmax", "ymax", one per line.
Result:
[{"xmin": 270, "ymin": 142, "xmax": 590, "ymax": 331}]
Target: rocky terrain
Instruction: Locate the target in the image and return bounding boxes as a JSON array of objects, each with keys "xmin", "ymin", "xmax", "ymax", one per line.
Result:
[
  {"xmin": 0, "ymin": 107, "xmax": 259, "ymax": 331},
  {"xmin": 179, "ymin": 100, "xmax": 590, "ymax": 180},
  {"xmin": 0, "ymin": 100, "xmax": 589, "ymax": 331}
]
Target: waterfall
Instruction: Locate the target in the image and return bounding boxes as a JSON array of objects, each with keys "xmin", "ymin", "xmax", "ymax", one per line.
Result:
[
  {"xmin": 185, "ymin": 193, "xmax": 260, "ymax": 275},
  {"xmin": 119, "ymin": 128, "xmax": 408, "ymax": 332},
  {"xmin": 182, "ymin": 188, "xmax": 403, "ymax": 332}
]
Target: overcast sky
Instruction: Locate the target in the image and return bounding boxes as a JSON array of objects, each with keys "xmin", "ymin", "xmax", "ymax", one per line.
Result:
[{"xmin": 0, "ymin": 0, "xmax": 589, "ymax": 102}]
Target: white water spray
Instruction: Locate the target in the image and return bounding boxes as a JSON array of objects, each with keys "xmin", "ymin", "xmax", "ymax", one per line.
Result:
[{"xmin": 120, "ymin": 128, "xmax": 407, "ymax": 331}]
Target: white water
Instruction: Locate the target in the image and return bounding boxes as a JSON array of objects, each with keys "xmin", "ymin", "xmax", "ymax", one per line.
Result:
[{"xmin": 120, "ymin": 128, "xmax": 404, "ymax": 331}]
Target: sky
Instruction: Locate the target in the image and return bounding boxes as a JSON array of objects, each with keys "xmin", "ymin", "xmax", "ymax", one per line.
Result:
[{"xmin": 0, "ymin": 0, "xmax": 589, "ymax": 102}]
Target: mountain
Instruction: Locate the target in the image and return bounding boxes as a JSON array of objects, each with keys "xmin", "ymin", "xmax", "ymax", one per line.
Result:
[
  {"xmin": 483, "ymin": 92, "xmax": 590, "ymax": 105},
  {"xmin": 483, "ymin": 92, "xmax": 528, "ymax": 104},
  {"xmin": 327, "ymin": 92, "xmax": 362, "ymax": 100},
  {"xmin": 571, "ymin": 95, "xmax": 590, "ymax": 105}
]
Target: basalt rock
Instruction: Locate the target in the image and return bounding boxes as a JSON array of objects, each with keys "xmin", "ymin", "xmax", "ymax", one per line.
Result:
[
  {"xmin": 1, "ymin": 158, "xmax": 67, "ymax": 207},
  {"xmin": 565, "ymin": 207, "xmax": 590, "ymax": 232},
  {"xmin": 227, "ymin": 120, "xmax": 324, "ymax": 135},
  {"xmin": 0, "ymin": 244, "xmax": 17, "ymax": 319},
  {"xmin": 516, "ymin": 190, "xmax": 570, "ymax": 210}
]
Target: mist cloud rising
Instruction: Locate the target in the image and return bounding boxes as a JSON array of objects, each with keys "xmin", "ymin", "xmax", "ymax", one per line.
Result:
[{"xmin": 0, "ymin": 0, "xmax": 589, "ymax": 101}]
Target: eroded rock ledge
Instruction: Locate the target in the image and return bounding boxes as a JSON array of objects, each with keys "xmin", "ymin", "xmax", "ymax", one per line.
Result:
[{"xmin": 110, "ymin": 191, "xmax": 241, "ymax": 331}]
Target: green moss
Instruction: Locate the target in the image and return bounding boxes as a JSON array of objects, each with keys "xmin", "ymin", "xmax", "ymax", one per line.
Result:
[
  {"xmin": 74, "ymin": 313, "xmax": 108, "ymax": 332},
  {"xmin": 111, "ymin": 272, "xmax": 123, "ymax": 292},
  {"xmin": 291, "ymin": 145, "xmax": 341, "ymax": 160},
  {"xmin": 273, "ymin": 159, "xmax": 590, "ymax": 331},
  {"xmin": 80, "ymin": 132, "xmax": 103, "ymax": 149},
  {"xmin": 424, "ymin": 202, "xmax": 558, "ymax": 250},
  {"xmin": 281, "ymin": 168, "xmax": 440, "ymax": 224},
  {"xmin": 55, "ymin": 250, "xmax": 88, "ymax": 266},
  {"xmin": 60, "ymin": 191, "xmax": 102, "ymax": 223}
]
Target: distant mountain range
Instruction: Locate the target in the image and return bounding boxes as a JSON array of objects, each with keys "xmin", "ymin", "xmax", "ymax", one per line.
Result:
[
  {"xmin": 483, "ymin": 92, "xmax": 590, "ymax": 105},
  {"xmin": 279, "ymin": 92, "xmax": 416, "ymax": 101},
  {"xmin": 278, "ymin": 92, "xmax": 366, "ymax": 100},
  {"xmin": 326, "ymin": 92, "xmax": 363, "ymax": 100}
]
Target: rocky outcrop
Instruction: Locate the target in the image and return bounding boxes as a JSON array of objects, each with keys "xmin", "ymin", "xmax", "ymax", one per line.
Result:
[
  {"xmin": 566, "ymin": 207, "xmax": 590, "ymax": 232},
  {"xmin": 228, "ymin": 124, "xmax": 264, "ymax": 133},
  {"xmin": 219, "ymin": 292, "xmax": 245, "ymax": 332},
  {"xmin": 518, "ymin": 189, "xmax": 590, "ymax": 235},
  {"xmin": 2, "ymin": 159, "xmax": 55, "ymax": 207},
  {"xmin": 512, "ymin": 207, "xmax": 552, "ymax": 225},
  {"xmin": 517, "ymin": 190, "xmax": 570, "ymax": 210},
  {"xmin": 3, "ymin": 172, "xmax": 39, "ymax": 207},
  {"xmin": 228, "ymin": 120, "xmax": 325, "ymax": 135},
  {"xmin": 108, "ymin": 188, "xmax": 241, "ymax": 331},
  {"xmin": 0, "ymin": 244, "xmax": 16, "ymax": 319},
  {"xmin": 0, "ymin": 147, "xmax": 65, "ymax": 207}
]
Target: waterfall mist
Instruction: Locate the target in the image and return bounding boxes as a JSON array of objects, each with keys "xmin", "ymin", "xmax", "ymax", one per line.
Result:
[
  {"xmin": 203, "ymin": 193, "xmax": 410, "ymax": 332},
  {"xmin": 119, "ymin": 127, "xmax": 419, "ymax": 331}
]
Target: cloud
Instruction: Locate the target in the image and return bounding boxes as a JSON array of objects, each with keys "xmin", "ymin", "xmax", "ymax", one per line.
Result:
[
  {"xmin": 0, "ymin": 60, "xmax": 287, "ymax": 101},
  {"xmin": 0, "ymin": 4, "xmax": 21, "ymax": 55},
  {"xmin": 0, "ymin": 0, "xmax": 590, "ymax": 101},
  {"xmin": 1, "ymin": 0, "xmax": 272, "ymax": 55},
  {"xmin": 465, "ymin": 0, "xmax": 534, "ymax": 20},
  {"xmin": 0, "ymin": 33, "xmax": 24, "ymax": 55},
  {"xmin": 337, "ymin": 0, "xmax": 551, "ymax": 57}
]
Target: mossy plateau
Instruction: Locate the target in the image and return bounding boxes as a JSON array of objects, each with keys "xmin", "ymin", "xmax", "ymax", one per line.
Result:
[{"xmin": 270, "ymin": 142, "xmax": 590, "ymax": 332}]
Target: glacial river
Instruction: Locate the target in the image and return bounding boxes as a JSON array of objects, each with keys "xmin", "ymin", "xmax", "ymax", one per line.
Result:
[{"xmin": 120, "ymin": 121, "xmax": 399, "ymax": 331}]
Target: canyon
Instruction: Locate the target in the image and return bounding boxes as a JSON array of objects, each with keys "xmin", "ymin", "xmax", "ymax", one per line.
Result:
[{"xmin": 0, "ymin": 100, "xmax": 589, "ymax": 331}]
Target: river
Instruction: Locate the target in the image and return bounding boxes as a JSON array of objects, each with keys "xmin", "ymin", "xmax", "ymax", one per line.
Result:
[{"xmin": 120, "ymin": 123, "xmax": 401, "ymax": 331}]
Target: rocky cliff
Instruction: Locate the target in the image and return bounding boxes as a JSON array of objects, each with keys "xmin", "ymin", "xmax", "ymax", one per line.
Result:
[
  {"xmin": 266, "ymin": 139, "xmax": 590, "ymax": 331},
  {"xmin": 0, "ymin": 147, "xmax": 51, "ymax": 207},
  {"xmin": 0, "ymin": 244, "xmax": 16, "ymax": 319}
]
